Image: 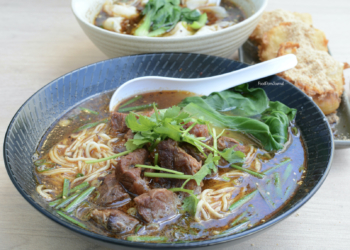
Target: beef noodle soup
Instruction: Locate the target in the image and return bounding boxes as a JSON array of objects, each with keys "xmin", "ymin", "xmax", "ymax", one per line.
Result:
[
  {"xmin": 33, "ymin": 87, "xmax": 305, "ymax": 243},
  {"xmin": 94, "ymin": 0, "xmax": 245, "ymax": 37}
]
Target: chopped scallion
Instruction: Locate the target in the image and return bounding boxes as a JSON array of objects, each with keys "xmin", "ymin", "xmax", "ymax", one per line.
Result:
[
  {"xmin": 262, "ymin": 158, "xmax": 291, "ymax": 174},
  {"xmin": 74, "ymin": 118, "xmax": 108, "ymax": 133},
  {"xmin": 229, "ymin": 190, "xmax": 258, "ymax": 211},
  {"xmin": 119, "ymin": 95, "xmax": 143, "ymax": 108},
  {"xmin": 62, "ymin": 178, "xmax": 70, "ymax": 199},
  {"xmin": 57, "ymin": 211, "xmax": 87, "ymax": 229},
  {"xmin": 79, "ymin": 107, "xmax": 99, "ymax": 115},
  {"xmin": 63, "ymin": 186, "xmax": 96, "ymax": 213},
  {"xmin": 135, "ymin": 164, "xmax": 184, "ymax": 175},
  {"xmin": 126, "ymin": 236, "xmax": 168, "ymax": 242},
  {"xmin": 118, "ymin": 103, "xmax": 156, "ymax": 113}
]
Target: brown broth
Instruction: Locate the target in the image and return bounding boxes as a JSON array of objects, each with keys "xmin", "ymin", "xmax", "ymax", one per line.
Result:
[
  {"xmin": 115, "ymin": 90, "xmax": 196, "ymax": 111},
  {"xmin": 34, "ymin": 90, "xmax": 306, "ymax": 242}
]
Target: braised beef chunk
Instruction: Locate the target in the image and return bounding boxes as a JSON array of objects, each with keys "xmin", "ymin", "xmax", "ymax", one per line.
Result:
[
  {"xmin": 110, "ymin": 112, "xmax": 129, "ymax": 134},
  {"xmin": 157, "ymin": 139, "xmax": 202, "ymax": 175},
  {"xmin": 217, "ymin": 136, "xmax": 249, "ymax": 153},
  {"xmin": 111, "ymin": 140, "xmax": 127, "ymax": 153},
  {"xmin": 111, "ymin": 130, "xmax": 134, "ymax": 153},
  {"xmin": 157, "ymin": 139, "xmax": 202, "ymax": 190},
  {"xmin": 116, "ymin": 149, "xmax": 150, "ymax": 195},
  {"xmin": 95, "ymin": 172, "xmax": 130, "ymax": 205},
  {"xmin": 91, "ymin": 209, "xmax": 138, "ymax": 233},
  {"xmin": 134, "ymin": 188, "xmax": 179, "ymax": 223},
  {"xmin": 183, "ymin": 122, "xmax": 209, "ymax": 138},
  {"xmin": 124, "ymin": 129, "xmax": 134, "ymax": 140},
  {"xmin": 180, "ymin": 143, "xmax": 206, "ymax": 162},
  {"xmin": 142, "ymin": 109, "xmax": 155, "ymax": 117}
]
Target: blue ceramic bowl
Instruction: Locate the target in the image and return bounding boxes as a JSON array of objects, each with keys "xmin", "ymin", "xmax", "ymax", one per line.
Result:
[{"xmin": 3, "ymin": 53, "xmax": 333, "ymax": 249}]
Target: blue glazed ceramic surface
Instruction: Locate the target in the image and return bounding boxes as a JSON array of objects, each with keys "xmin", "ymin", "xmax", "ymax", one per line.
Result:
[{"xmin": 3, "ymin": 53, "xmax": 333, "ymax": 249}]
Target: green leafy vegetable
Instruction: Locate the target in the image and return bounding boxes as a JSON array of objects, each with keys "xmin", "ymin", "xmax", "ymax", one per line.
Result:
[
  {"xmin": 124, "ymin": 105, "xmax": 210, "ymax": 153},
  {"xmin": 169, "ymin": 188, "xmax": 199, "ymax": 216},
  {"xmin": 181, "ymin": 8, "xmax": 201, "ymax": 22},
  {"xmin": 135, "ymin": 0, "xmax": 181, "ymax": 37},
  {"xmin": 134, "ymin": 0, "xmax": 208, "ymax": 37},
  {"xmin": 180, "ymin": 85, "xmax": 296, "ymax": 151},
  {"xmin": 191, "ymin": 153, "xmax": 220, "ymax": 185},
  {"xmin": 260, "ymin": 101, "xmax": 296, "ymax": 147},
  {"xmin": 182, "ymin": 195, "xmax": 198, "ymax": 216},
  {"xmin": 179, "ymin": 84, "xmax": 269, "ymax": 117},
  {"xmin": 189, "ymin": 13, "xmax": 207, "ymax": 29},
  {"xmin": 126, "ymin": 113, "xmax": 158, "ymax": 131},
  {"xmin": 220, "ymin": 146, "xmax": 245, "ymax": 164},
  {"xmin": 182, "ymin": 101, "xmax": 295, "ymax": 151}
]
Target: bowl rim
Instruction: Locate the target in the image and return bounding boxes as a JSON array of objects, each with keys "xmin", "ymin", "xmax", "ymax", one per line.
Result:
[
  {"xmin": 3, "ymin": 53, "xmax": 334, "ymax": 249},
  {"xmin": 71, "ymin": 0, "xmax": 269, "ymax": 41}
]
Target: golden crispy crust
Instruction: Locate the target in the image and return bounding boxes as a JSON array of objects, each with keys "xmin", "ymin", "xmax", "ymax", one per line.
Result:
[
  {"xmin": 250, "ymin": 9, "xmax": 313, "ymax": 44},
  {"xmin": 276, "ymin": 42, "xmax": 345, "ymax": 114},
  {"xmin": 250, "ymin": 9, "xmax": 346, "ymax": 115},
  {"xmin": 312, "ymin": 93, "xmax": 341, "ymax": 115},
  {"xmin": 259, "ymin": 22, "xmax": 328, "ymax": 61}
]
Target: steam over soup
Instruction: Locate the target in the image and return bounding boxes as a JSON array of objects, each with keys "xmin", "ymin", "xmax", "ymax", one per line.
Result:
[
  {"xmin": 34, "ymin": 86, "xmax": 305, "ymax": 243},
  {"xmin": 94, "ymin": 0, "xmax": 245, "ymax": 37}
]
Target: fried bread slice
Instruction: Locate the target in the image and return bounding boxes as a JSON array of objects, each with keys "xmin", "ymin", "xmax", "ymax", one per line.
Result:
[
  {"xmin": 277, "ymin": 42, "xmax": 345, "ymax": 115},
  {"xmin": 250, "ymin": 9, "xmax": 313, "ymax": 44},
  {"xmin": 259, "ymin": 22, "xmax": 328, "ymax": 61}
]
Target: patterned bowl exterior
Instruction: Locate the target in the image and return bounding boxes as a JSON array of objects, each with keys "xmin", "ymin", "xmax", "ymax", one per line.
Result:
[
  {"xmin": 71, "ymin": 0, "xmax": 268, "ymax": 58},
  {"xmin": 4, "ymin": 53, "xmax": 333, "ymax": 249}
]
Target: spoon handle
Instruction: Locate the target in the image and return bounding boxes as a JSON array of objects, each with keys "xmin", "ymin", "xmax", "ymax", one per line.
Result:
[{"xmin": 198, "ymin": 54, "xmax": 298, "ymax": 95}]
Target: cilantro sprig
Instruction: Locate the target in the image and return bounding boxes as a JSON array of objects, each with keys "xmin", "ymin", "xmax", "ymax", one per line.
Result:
[
  {"xmin": 125, "ymin": 104, "xmax": 209, "ymax": 152},
  {"xmin": 125, "ymin": 103, "xmax": 246, "ymax": 165},
  {"xmin": 169, "ymin": 188, "xmax": 199, "ymax": 216},
  {"xmin": 144, "ymin": 153, "xmax": 220, "ymax": 185}
]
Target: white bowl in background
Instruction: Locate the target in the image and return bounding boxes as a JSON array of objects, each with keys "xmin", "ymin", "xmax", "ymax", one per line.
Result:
[{"xmin": 71, "ymin": 0, "xmax": 268, "ymax": 58}]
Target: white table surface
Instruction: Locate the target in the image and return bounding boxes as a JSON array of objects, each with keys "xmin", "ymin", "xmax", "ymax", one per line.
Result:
[{"xmin": 1, "ymin": 0, "xmax": 350, "ymax": 249}]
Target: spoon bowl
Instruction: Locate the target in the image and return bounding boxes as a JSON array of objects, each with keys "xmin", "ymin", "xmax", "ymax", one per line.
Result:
[{"xmin": 109, "ymin": 54, "xmax": 297, "ymax": 111}]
